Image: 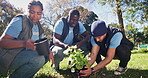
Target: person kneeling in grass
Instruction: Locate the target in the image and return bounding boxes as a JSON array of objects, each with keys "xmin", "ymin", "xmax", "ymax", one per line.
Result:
[{"xmin": 79, "ymin": 21, "xmax": 134, "ymax": 76}]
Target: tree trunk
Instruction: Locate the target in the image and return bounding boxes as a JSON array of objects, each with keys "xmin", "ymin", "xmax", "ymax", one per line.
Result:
[{"xmin": 115, "ymin": 0, "xmax": 125, "ymax": 34}]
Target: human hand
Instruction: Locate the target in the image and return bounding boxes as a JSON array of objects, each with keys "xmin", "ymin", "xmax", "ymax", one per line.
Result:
[
  {"xmin": 49, "ymin": 51, "xmax": 54, "ymax": 67},
  {"xmin": 76, "ymin": 41, "xmax": 84, "ymax": 49},
  {"xmin": 23, "ymin": 40, "xmax": 36, "ymax": 50},
  {"xmin": 64, "ymin": 44, "xmax": 70, "ymax": 48},
  {"xmin": 79, "ymin": 66, "xmax": 92, "ymax": 76}
]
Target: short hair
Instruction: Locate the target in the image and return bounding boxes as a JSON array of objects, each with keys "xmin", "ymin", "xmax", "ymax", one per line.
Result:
[
  {"xmin": 68, "ymin": 9, "xmax": 80, "ymax": 16},
  {"xmin": 28, "ymin": 0, "xmax": 43, "ymax": 10}
]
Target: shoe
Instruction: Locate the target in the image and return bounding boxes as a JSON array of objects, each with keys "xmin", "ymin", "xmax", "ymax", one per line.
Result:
[{"xmin": 114, "ymin": 66, "xmax": 127, "ymax": 75}]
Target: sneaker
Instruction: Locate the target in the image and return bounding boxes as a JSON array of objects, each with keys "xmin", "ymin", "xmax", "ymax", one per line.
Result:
[{"xmin": 114, "ymin": 66, "xmax": 127, "ymax": 75}]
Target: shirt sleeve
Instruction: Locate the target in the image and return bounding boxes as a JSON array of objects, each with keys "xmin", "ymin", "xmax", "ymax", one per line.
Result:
[
  {"xmin": 5, "ymin": 17, "xmax": 22, "ymax": 38},
  {"xmin": 109, "ymin": 32, "xmax": 123, "ymax": 48},
  {"xmin": 79, "ymin": 22, "xmax": 86, "ymax": 34},
  {"xmin": 53, "ymin": 19, "xmax": 64, "ymax": 35}
]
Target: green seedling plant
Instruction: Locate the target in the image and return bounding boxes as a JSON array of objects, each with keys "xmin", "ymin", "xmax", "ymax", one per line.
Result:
[{"xmin": 64, "ymin": 46, "xmax": 90, "ymax": 72}]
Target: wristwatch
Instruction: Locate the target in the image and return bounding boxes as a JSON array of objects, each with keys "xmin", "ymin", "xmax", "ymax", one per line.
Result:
[{"xmin": 91, "ymin": 68, "xmax": 95, "ymax": 72}]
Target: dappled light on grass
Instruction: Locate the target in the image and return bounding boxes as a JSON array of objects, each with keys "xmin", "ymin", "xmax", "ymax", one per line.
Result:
[{"xmin": 33, "ymin": 53, "xmax": 148, "ymax": 78}]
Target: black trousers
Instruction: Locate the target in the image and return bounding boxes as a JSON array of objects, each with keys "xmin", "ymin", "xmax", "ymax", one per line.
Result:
[{"xmin": 96, "ymin": 45, "xmax": 131, "ymax": 68}]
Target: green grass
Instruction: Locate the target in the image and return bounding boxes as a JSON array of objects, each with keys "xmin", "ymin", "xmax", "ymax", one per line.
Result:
[
  {"xmin": 32, "ymin": 52, "xmax": 148, "ymax": 78},
  {"xmin": 1, "ymin": 52, "xmax": 148, "ymax": 78}
]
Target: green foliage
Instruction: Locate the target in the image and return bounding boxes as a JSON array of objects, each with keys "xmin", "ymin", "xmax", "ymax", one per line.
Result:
[
  {"xmin": 138, "ymin": 48, "xmax": 148, "ymax": 53},
  {"xmin": 108, "ymin": 23, "xmax": 118, "ymax": 28},
  {"xmin": 34, "ymin": 51, "xmax": 148, "ymax": 78},
  {"xmin": 0, "ymin": 0, "xmax": 23, "ymax": 36},
  {"xmin": 125, "ymin": 0, "xmax": 148, "ymax": 24},
  {"xmin": 125, "ymin": 24, "xmax": 148, "ymax": 44},
  {"xmin": 98, "ymin": 0, "xmax": 125, "ymax": 33},
  {"xmin": 97, "ymin": 0, "xmax": 147, "ymax": 35},
  {"xmin": 125, "ymin": 24, "xmax": 138, "ymax": 43},
  {"xmin": 132, "ymin": 48, "xmax": 148, "ymax": 53},
  {"xmin": 64, "ymin": 46, "xmax": 90, "ymax": 72},
  {"xmin": 98, "ymin": 0, "xmax": 147, "ymax": 24},
  {"xmin": 42, "ymin": 26, "xmax": 52, "ymax": 39},
  {"xmin": 1, "ymin": 52, "xmax": 148, "ymax": 78},
  {"xmin": 142, "ymin": 26, "xmax": 148, "ymax": 43}
]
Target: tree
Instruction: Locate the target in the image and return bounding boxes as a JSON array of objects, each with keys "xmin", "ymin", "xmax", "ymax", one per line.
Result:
[
  {"xmin": 97, "ymin": 0, "xmax": 148, "ymax": 34},
  {"xmin": 0, "ymin": 0, "xmax": 23, "ymax": 36},
  {"xmin": 42, "ymin": 25, "xmax": 53, "ymax": 39},
  {"xmin": 108, "ymin": 23, "xmax": 118, "ymax": 28},
  {"xmin": 124, "ymin": 0, "xmax": 148, "ymax": 24},
  {"xmin": 125, "ymin": 24, "xmax": 138, "ymax": 44},
  {"xmin": 97, "ymin": 0, "xmax": 125, "ymax": 33},
  {"xmin": 142, "ymin": 26, "xmax": 148, "ymax": 43},
  {"xmin": 42, "ymin": 0, "xmax": 92, "ymax": 29},
  {"xmin": 125, "ymin": 24, "xmax": 148, "ymax": 45},
  {"xmin": 115, "ymin": 0, "xmax": 125, "ymax": 33}
]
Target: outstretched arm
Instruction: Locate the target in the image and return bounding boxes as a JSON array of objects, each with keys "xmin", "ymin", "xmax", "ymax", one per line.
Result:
[
  {"xmin": 80, "ymin": 48, "xmax": 116, "ymax": 76},
  {"xmin": 76, "ymin": 31, "xmax": 90, "ymax": 48},
  {"xmin": 53, "ymin": 33, "xmax": 69, "ymax": 48}
]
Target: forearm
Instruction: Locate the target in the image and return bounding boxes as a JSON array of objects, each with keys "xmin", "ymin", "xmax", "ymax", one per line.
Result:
[
  {"xmin": 93, "ymin": 57, "xmax": 112, "ymax": 71},
  {"xmin": 82, "ymin": 32, "xmax": 90, "ymax": 43},
  {"xmin": 88, "ymin": 53, "xmax": 97, "ymax": 66},
  {"xmin": 80, "ymin": 36, "xmax": 90, "ymax": 45},
  {"xmin": 88, "ymin": 46, "xmax": 100, "ymax": 66},
  {"xmin": 77, "ymin": 32, "xmax": 90, "ymax": 48},
  {"xmin": 53, "ymin": 38, "xmax": 69, "ymax": 48},
  {"xmin": 93, "ymin": 48, "xmax": 116, "ymax": 71},
  {"xmin": 0, "ymin": 39, "xmax": 25, "ymax": 48}
]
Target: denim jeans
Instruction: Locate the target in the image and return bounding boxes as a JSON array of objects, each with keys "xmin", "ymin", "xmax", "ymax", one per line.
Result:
[{"xmin": 9, "ymin": 50, "xmax": 46, "ymax": 78}]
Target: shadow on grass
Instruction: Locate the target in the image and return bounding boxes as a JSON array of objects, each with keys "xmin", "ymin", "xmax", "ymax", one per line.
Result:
[
  {"xmin": 131, "ymin": 52, "xmax": 148, "ymax": 54},
  {"xmin": 89, "ymin": 69, "xmax": 148, "ymax": 78},
  {"xmin": 34, "ymin": 68, "xmax": 148, "ymax": 78}
]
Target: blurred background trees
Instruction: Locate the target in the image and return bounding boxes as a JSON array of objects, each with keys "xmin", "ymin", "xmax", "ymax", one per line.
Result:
[
  {"xmin": 0, "ymin": 0, "xmax": 147, "ymax": 44},
  {"xmin": 98, "ymin": 0, "xmax": 147, "ymax": 33},
  {"xmin": 0, "ymin": 0, "xmax": 23, "ymax": 36}
]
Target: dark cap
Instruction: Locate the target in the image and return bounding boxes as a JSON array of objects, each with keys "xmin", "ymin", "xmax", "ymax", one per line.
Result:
[{"xmin": 91, "ymin": 21, "xmax": 107, "ymax": 37}]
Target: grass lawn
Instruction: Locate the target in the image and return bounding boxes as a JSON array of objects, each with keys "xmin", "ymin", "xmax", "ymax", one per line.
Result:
[
  {"xmin": 1, "ymin": 52, "xmax": 148, "ymax": 78},
  {"xmin": 33, "ymin": 52, "xmax": 148, "ymax": 78}
]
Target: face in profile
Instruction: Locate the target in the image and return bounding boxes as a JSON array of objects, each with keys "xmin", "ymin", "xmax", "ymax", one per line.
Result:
[
  {"xmin": 94, "ymin": 33, "xmax": 107, "ymax": 42},
  {"xmin": 29, "ymin": 5, "xmax": 42, "ymax": 24},
  {"xmin": 68, "ymin": 15, "xmax": 79, "ymax": 27}
]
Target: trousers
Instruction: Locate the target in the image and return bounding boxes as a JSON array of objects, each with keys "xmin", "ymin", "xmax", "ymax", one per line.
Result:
[
  {"xmin": 9, "ymin": 50, "xmax": 47, "ymax": 78},
  {"xmin": 96, "ymin": 44, "xmax": 131, "ymax": 68}
]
